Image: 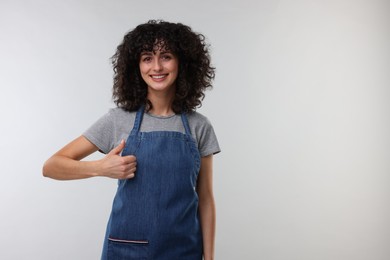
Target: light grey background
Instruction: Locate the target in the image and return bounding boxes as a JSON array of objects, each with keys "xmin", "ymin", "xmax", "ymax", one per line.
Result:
[{"xmin": 1, "ymin": 0, "xmax": 389, "ymax": 259}]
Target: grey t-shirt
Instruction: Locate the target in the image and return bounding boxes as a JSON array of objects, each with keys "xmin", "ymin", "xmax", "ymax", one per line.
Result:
[{"xmin": 83, "ymin": 108, "xmax": 220, "ymax": 157}]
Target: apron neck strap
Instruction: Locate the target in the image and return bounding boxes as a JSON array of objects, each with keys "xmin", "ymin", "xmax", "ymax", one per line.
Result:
[
  {"xmin": 130, "ymin": 105, "xmax": 145, "ymax": 135},
  {"xmin": 180, "ymin": 113, "xmax": 192, "ymax": 136}
]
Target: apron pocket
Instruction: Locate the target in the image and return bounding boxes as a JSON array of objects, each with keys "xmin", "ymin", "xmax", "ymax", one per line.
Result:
[{"xmin": 107, "ymin": 237, "xmax": 149, "ymax": 259}]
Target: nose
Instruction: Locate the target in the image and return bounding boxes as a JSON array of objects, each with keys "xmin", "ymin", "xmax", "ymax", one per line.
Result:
[{"xmin": 152, "ymin": 58, "xmax": 162, "ymax": 72}]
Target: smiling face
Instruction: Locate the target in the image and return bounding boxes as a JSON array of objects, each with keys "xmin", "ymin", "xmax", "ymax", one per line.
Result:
[{"xmin": 139, "ymin": 48, "xmax": 179, "ymax": 94}]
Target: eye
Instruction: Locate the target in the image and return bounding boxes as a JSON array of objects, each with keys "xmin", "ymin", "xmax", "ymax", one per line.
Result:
[
  {"xmin": 142, "ymin": 56, "xmax": 152, "ymax": 62},
  {"xmin": 161, "ymin": 55, "xmax": 172, "ymax": 60}
]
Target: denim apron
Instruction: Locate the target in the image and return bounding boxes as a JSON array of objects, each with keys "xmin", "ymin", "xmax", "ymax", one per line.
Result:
[{"xmin": 101, "ymin": 106, "xmax": 203, "ymax": 259}]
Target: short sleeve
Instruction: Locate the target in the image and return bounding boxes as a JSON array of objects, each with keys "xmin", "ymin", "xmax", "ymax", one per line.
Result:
[
  {"xmin": 198, "ymin": 118, "xmax": 221, "ymax": 157},
  {"xmin": 82, "ymin": 109, "xmax": 116, "ymax": 154},
  {"xmin": 189, "ymin": 112, "xmax": 221, "ymax": 157}
]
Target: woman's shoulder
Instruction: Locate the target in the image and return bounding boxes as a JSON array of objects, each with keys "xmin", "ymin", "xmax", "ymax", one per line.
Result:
[
  {"xmin": 108, "ymin": 107, "xmax": 135, "ymax": 116},
  {"xmin": 186, "ymin": 110, "xmax": 220, "ymax": 156},
  {"xmin": 186, "ymin": 110, "xmax": 212, "ymax": 126},
  {"xmin": 186, "ymin": 110, "xmax": 216, "ymax": 138},
  {"xmin": 106, "ymin": 107, "xmax": 137, "ymax": 121}
]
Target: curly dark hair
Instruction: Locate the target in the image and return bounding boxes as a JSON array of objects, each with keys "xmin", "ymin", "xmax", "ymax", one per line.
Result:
[{"xmin": 111, "ymin": 20, "xmax": 215, "ymax": 113}]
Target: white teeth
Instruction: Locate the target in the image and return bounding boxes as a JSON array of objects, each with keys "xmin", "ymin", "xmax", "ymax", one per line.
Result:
[{"xmin": 151, "ymin": 75, "xmax": 166, "ymax": 79}]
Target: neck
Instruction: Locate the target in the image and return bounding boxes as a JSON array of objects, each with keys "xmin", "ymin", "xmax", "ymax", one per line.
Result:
[{"xmin": 147, "ymin": 87, "xmax": 175, "ymax": 116}]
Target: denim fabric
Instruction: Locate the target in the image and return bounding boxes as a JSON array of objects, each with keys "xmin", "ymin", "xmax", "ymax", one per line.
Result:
[{"xmin": 102, "ymin": 106, "xmax": 202, "ymax": 259}]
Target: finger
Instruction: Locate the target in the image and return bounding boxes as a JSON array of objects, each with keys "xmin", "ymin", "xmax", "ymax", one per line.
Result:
[
  {"xmin": 127, "ymin": 162, "xmax": 137, "ymax": 170},
  {"xmin": 122, "ymin": 155, "xmax": 137, "ymax": 163},
  {"xmin": 120, "ymin": 172, "xmax": 135, "ymax": 180},
  {"xmin": 122, "ymin": 163, "xmax": 136, "ymax": 172},
  {"xmin": 108, "ymin": 140, "xmax": 126, "ymax": 155}
]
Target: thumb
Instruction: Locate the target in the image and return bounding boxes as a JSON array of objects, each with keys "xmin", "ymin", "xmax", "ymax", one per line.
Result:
[{"xmin": 108, "ymin": 139, "xmax": 125, "ymax": 155}]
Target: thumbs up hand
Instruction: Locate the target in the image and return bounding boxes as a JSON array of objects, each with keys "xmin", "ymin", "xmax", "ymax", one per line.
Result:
[{"xmin": 97, "ymin": 140, "xmax": 137, "ymax": 179}]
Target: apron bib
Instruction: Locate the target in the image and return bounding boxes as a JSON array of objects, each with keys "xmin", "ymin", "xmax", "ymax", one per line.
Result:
[{"xmin": 102, "ymin": 106, "xmax": 202, "ymax": 259}]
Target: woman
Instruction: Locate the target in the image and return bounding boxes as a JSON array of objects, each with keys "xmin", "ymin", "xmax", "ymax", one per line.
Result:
[{"xmin": 43, "ymin": 20, "xmax": 220, "ymax": 259}]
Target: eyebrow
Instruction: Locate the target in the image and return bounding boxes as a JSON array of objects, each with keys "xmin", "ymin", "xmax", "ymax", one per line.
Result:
[
  {"xmin": 140, "ymin": 51, "xmax": 152, "ymax": 56},
  {"xmin": 140, "ymin": 51, "xmax": 173, "ymax": 56},
  {"xmin": 159, "ymin": 51, "xmax": 172, "ymax": 55}
]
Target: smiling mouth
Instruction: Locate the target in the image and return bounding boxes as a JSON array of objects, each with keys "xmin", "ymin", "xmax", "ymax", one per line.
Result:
[{"xmin": 150, "ymin": 74, "xmax": 168, "ymax": 79}]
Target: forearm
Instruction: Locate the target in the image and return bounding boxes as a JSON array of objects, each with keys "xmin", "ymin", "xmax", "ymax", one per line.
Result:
[
  {"xmin": 43, "ymin": 155, "xmax": 100, "ymax": 180},
  {"xmin": 199, "ymin": 196, "xmax": 216, "ymax": 260}
]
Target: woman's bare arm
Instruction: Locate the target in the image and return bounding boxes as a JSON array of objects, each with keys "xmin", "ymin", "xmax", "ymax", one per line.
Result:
[
  {"xmin": 197, "ymin": 154, "xmax": 216, "ymax": 260},
  {"xmin": 42, "ymin": 136, "xmax": 137, "ymax": 180}
]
